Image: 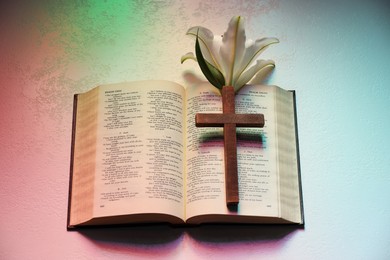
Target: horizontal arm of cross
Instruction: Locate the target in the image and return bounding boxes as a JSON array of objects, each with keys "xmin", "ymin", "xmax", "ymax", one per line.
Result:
[{"xmin": 195, "ymin": 113, "xmax": 264, "ymax": 127}]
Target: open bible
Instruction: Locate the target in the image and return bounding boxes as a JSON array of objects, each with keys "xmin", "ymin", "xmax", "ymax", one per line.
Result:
[{"xmin": 67, "ymin": 80, "xmax": 303, "ymax": 229}]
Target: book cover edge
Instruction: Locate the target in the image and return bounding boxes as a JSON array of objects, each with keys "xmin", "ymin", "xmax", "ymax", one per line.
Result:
[
  {"xmin": 67, "ymin": 94, "xmax": 79, "ymax": 231},
  {"xmin": 290, "ymin": 90, "xmax": 305, "ymax": 226}
]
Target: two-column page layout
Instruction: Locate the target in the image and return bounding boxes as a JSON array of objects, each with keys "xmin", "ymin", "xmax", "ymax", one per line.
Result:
[{"xmin": 68, "ymin": 80, "xmax": 303, "ymax": 228}]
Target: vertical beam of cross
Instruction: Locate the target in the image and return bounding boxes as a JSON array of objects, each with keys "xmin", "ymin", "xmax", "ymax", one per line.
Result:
[
  {"xmin": 222, "ymin": 86, "xmax": 239, "ymax": 206},
  {"xmin": 195, "ymin": 86, "xmax": 264, "ymax": 208}
]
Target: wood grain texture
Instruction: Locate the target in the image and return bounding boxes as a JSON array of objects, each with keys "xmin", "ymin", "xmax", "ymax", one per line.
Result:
[
  {"xmin": 195, "ymin": 114, "xmax": 264, "ymax": 127},
  {"xmin": 195, "ymin": 86, "xmax": 265, "ymax": 207},
  {"xmin": 222, "ymin": 86, "xmax": 239, "ymax": 206}
]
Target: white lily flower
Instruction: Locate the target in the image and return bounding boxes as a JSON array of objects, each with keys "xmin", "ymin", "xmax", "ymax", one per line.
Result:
[{"xmin": 181, "ymin": 16, "xmax": 279, "ymax": 92}]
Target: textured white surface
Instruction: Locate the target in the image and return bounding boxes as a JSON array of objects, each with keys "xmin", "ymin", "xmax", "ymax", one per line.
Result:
[{"xmin": 1, "ymin": 0, "xmax": 389, "ymax": 259}]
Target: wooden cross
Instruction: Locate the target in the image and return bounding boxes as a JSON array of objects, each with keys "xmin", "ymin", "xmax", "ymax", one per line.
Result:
[{"xmin": 195, "ymin": 86, "xmax": 265, "ymax": 208}]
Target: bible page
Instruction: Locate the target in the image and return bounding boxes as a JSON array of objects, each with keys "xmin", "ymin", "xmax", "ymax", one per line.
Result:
[
  {"xmin": 92, "ymin": 81, "xmax": 186, "ymax": 222},
  {"xmin": 185, "ymin": 83, "xmax": 280, "ymax": 222}
]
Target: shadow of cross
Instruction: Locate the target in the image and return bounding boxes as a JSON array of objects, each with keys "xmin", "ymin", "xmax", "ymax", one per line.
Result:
[{"xmin": 195, "ymin": 86, "xmax": 264, "ymax": 209}]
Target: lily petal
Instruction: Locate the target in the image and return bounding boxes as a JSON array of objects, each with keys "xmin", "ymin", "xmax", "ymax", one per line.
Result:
[
  {"xmin": 186, "ymin": 26, "xmax": 222, "ymax": 70},
  {"xmin": 234, "ymin": 59, "xmax": 275, "ymax": 91},
  {"xmin": 248, "ymin": 63, "xmax": 275, "ymax": 85},
  {"xmin": 232, "ymin": 37, "xmax": 279, "ymax": 86},
  {"xmin": 183, "ymin": 16, "xmax": 279, "ymax": 92},
  {"xmin": 181, "ymin": 52, "xmax": 197, "ymax": 63},
  {"xmin": 219, "ymin": 16, "xmax": 246, "ymax": 86}
]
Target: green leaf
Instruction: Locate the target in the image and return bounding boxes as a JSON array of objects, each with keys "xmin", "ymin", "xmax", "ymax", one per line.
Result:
[
  {"xmin": 186, "ymin": 26, "xmax": 221, "ymax": 71},
  {"xmin": 195, "ymin": 32, "xmax": 225, "ymax": 89}
]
